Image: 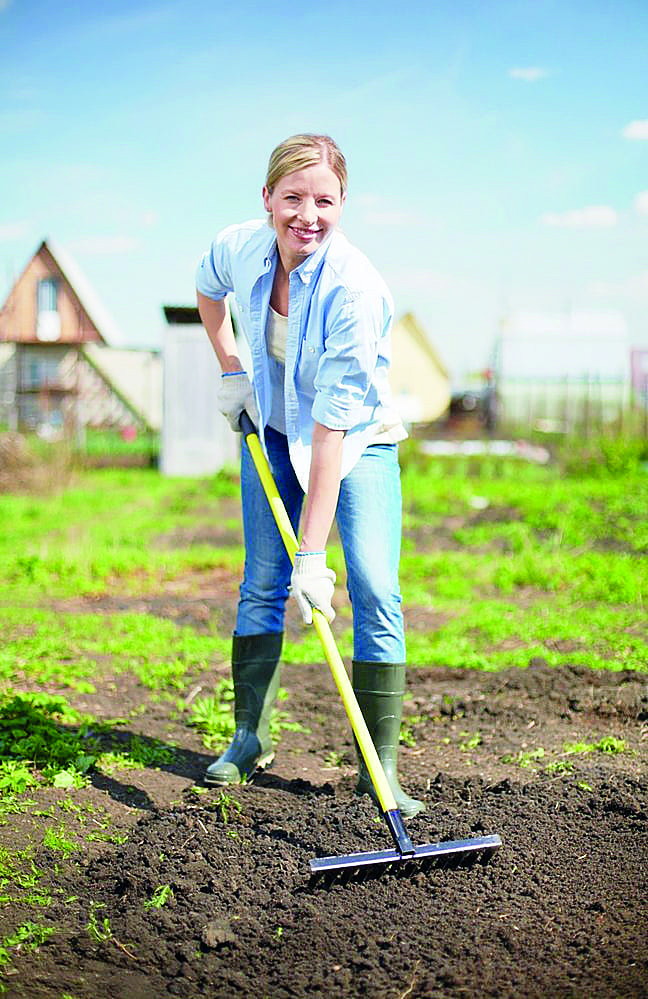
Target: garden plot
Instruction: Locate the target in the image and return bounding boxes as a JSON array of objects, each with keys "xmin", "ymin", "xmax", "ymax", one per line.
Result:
[{"xmin": 0, "ymin": 452, "xmax": 646, "ymax": 998}]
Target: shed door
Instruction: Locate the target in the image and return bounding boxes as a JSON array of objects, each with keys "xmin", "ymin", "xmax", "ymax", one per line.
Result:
[{"xmin": 161, "ymin": 325, "xmax": 239, "ymax": 476}]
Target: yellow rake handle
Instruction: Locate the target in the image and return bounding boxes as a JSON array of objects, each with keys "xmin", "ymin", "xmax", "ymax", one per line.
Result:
[{"xmin": 241, "ymin": 416, "xmax": 398, "ymax": 816}]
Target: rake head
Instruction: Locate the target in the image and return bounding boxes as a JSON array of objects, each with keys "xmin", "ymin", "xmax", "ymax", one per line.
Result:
[{"xmin": 308, "ymin": 834, "xmax": 502, "ymax": 887}]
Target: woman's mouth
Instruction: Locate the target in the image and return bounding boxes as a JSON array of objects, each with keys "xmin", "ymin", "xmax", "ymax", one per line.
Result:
[{"xmin": 290, "ymin": 226, "xmax": 321, "ymax": 242}]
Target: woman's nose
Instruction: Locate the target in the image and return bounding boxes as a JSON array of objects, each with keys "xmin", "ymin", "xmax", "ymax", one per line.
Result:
[{"xmin": 298, "ymin": 200, "xmax": 317, "ymax": 224}]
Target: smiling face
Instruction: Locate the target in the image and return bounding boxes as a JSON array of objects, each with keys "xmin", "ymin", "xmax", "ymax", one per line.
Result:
[{"xmin": 263, "ymin": 160, "xmax": 346, "ymax": 272}]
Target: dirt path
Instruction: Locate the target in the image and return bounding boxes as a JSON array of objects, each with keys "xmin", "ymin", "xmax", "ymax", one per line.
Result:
[{"xmin": 2, "ymin": 654, "xmax": 646, "ymax": 998}]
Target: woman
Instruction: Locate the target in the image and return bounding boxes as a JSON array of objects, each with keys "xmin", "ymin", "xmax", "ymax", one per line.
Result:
[{"xmin": 196, "ymin": 134, "xmax": 423, "ymax": 818}]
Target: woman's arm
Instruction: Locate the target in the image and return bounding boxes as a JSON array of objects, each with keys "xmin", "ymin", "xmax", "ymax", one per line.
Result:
[
  {"xmin": 197, "ymin": 292, "xmax": 244, "ymax": 374},
  {"xmin": 299, "ymin": 422, "xmax": 345, "ymax": 552}
]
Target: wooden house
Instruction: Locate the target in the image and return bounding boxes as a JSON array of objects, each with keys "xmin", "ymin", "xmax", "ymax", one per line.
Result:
[
  {"xmin": 0, "ymin": 239, "xmax": 161, "ymax": 435},
  {"xmin": 389, "ymin": 312, "xmax": 450, "ymax": 424}
]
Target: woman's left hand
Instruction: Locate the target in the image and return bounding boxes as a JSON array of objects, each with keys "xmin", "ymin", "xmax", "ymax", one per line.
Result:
[{"xmin": 290, "ymin": 551, "xmax": 336, "ymax": 624}]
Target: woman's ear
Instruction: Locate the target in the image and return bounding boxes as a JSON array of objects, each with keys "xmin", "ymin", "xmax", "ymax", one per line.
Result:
[{"xmin": 262, "ymin": 185, "xmax": 272, "ymax": 213}]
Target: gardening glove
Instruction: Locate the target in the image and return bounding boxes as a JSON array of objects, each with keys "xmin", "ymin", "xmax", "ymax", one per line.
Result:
[
  {"xmin": 290, "ymin": 551, "xmax": 336, "ymax": 624},
  {"xmin": 217, "ymin": 371, "xmax": 259, "ymax": 432}
]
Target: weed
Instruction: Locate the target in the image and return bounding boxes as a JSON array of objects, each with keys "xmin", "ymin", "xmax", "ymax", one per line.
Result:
[
  {"xmin": 459, "ymin": 732, "xmax": 482, "ymax": 752},
  {"xmin": 501, "ymin": 748, "xmax": 546, "ymax": 768},
  {"xmin": 544, "ymin": 760, "xmax": 574, "ymax": 776},
  {"xmin": 563, "ymin": 736, "xmax": 627, "ymax": 755},
  {"xmin": 213, "ymin": 790, "xmax": 242, "ymax": 825},
  {"xmin": 188, "ymin": 681, "xmax": 235, "ymax": 750},
  {"xmin": 0, "ymin": 692, "xmax": 96, "ymax": 789},
  {"xmin": 96, "ymin": 735, "xmax": 175, "ymax": 774},
  {"xmin": 43, "ymin": 825, "xmax": 78, "ymax": 857},
  {"xmin": 85, "ymin": 831, "xmax": 129, "ymax": 845},
  {"xmin": 400, "ymin": 714, "xmax": 427, "ymax": 748},
  {"xmin": 0, "ymin": 761, "xmax": 38, "ymax": 796},
  {"xmin": 86, "ymin": 902, "xmax": 112, "ymax": 942},
  {"xmin": 0, "ymin": 845, "xmax": 46, "ymax": 901},
  {"xmin": 144, "ymin": 884, "xmax": 173, "ymax": 910},
  {"xmin": 2, "ymin": 921, "xmax": 53, "ymax": 951},
  {"xmin": 188, "ymin": 785, "xmax": 209, "ymax": 796},
  {"xmin": 188, "ymin": 681, "xmax": 306, "ymax": 752},
  {"xmin": 323, "ymin": 750, "xmax": 345, "ymax": 768},
  {"xmin": 0, "ymin": 921, "xmax": 54, "ymax": 988}
]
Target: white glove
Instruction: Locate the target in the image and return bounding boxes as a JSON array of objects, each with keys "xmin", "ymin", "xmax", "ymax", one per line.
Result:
[
  {"xmin": 290, "ymin": 551, "xmax": 336, "ymax": 624},
  {"xmin": 217, "ymin": 371, "xmax": 259, "ymax": 432}
]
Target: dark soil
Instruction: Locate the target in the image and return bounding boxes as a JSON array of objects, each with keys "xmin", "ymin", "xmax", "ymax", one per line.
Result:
[{"xmin": 2, "ymin": 630, "xmax": 647, "ymax": 999}]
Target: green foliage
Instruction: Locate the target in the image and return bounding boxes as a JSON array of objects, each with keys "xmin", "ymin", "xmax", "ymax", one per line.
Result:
[
  {"xmin": 0, "ymin": 468, "xmax": 244, "ymax": 599},
  {"xmin": 188, "ymin": 680, "xmax": 235, "ymax": 750},
  {"xmin": 188, "ymin": 681, "xmax": 308, "ymax": 751},
  {"xmin": 563, "ymin": 735, "xmax": 627, "ymax": 755},
  {"xmin": 42, "ymin": 825, "xmax": 78, "ymax": 857},
  {"xmin": 502, "ymin": 748, "xmax": 546, "ymax": 769},
  {"xmin": 0, "ymin": 693, "xmax": 97, "ymax": 788},
  {"xmin": 0, "ymin": 920, "xmax": 54, "ymax": 988},
  {"xmin": 0, "ymin": 845, "xmax": 49, "ymax": 906},
  {"xmin": 0, "ymin": 692, "xmax": 179, "ymax": 805},
  {"xmin": 143, "ymin": 884, "xmax": 173, "ymax": 910},
  {"xmin": 85, "ymin": 902, "xmax": 112, "ymax": 942},
  {"xmin": 557, "ymin": 435, "xmax": 647, "ymax": 477},
  {"xmin": 213, "ymin": 790, "xmax": 242, "ymax": 824},
  {"xmin": 0, "ymin": 607, "xmax": 230, "ymax": 691}
]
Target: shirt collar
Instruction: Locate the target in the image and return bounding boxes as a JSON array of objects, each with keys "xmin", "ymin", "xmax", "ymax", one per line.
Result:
[
  {"xmin": 294, "ymin": 230, "xmax": 335, "ymax": 285},
  {"xmin": 260, "ymin": 226, "xmax": 336, "ymax": 285}
]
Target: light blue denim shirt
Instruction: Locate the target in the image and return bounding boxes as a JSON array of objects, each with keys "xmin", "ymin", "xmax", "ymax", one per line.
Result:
[{"xmin": 196, "ymin": 219, "xmax": 398, "ymax": 491}]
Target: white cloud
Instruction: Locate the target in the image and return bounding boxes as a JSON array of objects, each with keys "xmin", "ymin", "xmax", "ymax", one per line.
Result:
[
  {"xmin": 622, "ymin": 119, "xmax": 648, "ymax": 140},
  {"xmin": 541, "ymin": 205, "xmax": 618, "ymax": 228},
  {"xmin": 634, "ymin": 191, "xmax": 648, "ymax": 216},
  {"xmin": 0, "ymin": 220, "xmax": 32, "ymax": 241},
  {"xmin": 141, "ymin": 211, "xmax": 159, "ymax": 228},
  {"xmin": 508, "ymin": 67, "xmax": 548, "ymax": 82},
  {"xmin": 69, "ymin": 235, "xmax": 140, "ymax": 255}
]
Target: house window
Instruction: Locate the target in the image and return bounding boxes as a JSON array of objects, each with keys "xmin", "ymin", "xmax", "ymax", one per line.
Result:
[
  {"xmin": 37, "ymin": 278, "xmax": 59, "ymax": 313},
  {"xmin": 36, "ymin": 278, "xmax": 61, "ymax": 341}
]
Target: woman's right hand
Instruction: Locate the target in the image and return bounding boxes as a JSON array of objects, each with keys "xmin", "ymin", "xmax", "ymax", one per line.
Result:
[{"xmin": 217, "ymin": 371, "xmax": 259, "ymax": 432}]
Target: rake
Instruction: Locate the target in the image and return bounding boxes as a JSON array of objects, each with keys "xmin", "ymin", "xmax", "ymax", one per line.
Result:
[{"xmin": 239, "ymin": 411, "xmax": 502, "ymax": 884}]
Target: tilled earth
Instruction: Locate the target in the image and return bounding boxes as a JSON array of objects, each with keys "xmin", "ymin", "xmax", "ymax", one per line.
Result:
[{"xmin": 2, "ymin": 647, "xmax": 647, "ymax": 999}]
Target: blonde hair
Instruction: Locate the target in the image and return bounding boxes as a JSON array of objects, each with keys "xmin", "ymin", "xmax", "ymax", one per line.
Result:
[{"xmin": 265, "ymin": 134, "xmax": 348, "ymax": 196}]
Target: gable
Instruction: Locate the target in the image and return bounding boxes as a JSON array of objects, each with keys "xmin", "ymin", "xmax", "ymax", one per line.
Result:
[{"xmin": 0, "ymin": 240, "xmax": 113, "ymax": 346}]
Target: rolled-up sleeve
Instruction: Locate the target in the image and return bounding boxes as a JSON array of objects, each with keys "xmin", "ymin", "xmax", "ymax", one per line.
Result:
[
  {"xmin": 311, "ymin": 290, "xmax": 386, "ymax": 429},
  {"xmin": 195, "ymin": 228, "xmax": 235, "ymax": 300}
]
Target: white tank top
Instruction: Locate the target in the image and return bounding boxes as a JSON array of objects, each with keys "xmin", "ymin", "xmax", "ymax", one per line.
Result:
[{"xmin": 266, "ymin": 305, "xmax": 287, "ymax": 364}]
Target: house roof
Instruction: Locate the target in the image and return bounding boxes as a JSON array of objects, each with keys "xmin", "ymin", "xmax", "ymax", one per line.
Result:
[{"xmin": 42, "ymin": 239, "xmax": 125, "ymax": 346}]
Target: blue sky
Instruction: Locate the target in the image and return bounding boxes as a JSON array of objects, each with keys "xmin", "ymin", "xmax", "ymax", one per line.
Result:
[{"xmin": 1, "ymin": 0, "xmax": 646, "ymax": 377}]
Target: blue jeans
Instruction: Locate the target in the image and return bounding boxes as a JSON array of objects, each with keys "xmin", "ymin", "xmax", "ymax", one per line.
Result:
[{"xmin": 236, "ymin": 425, "xmax": 406, "ymax": 663}]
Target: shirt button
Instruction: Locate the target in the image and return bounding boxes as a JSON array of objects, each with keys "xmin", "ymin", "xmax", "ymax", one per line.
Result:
[{"xmin": 308, "ymin": 347, "xmax": 315, "ymax": 353}]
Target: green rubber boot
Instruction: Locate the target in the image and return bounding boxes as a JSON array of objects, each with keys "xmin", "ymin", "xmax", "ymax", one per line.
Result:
[
  {"xmin": 204, "ymin": 632, "xmax": 283, "ymax": 785},
  {"xmin": 352, "ymin": 661, "xmax": 425, "ymax": 819}
]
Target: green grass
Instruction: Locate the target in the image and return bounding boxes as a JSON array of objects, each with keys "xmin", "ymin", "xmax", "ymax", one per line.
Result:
[
  {"xmin": 0, "ymin": 467, "xmax": 243, "ymax": 598},
  {"xmin": 1, "ymin": 454, "xmax": 637, "ymax": 678}
]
